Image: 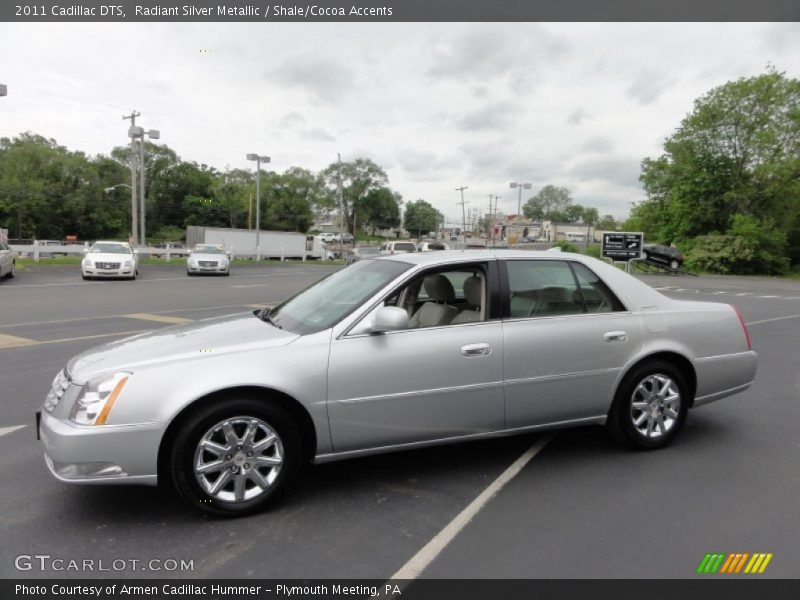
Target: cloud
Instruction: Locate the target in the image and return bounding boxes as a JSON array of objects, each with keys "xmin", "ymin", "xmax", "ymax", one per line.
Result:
[
  {"xmin": 270, "ymin": 54, "xmax": 355, "ymax": 102},
  {"xmin": 301, "ymin": 127, "xmax": 336, "ymax": 142},
  {"xmin": 426, "ymin": 25, "xmax": 567, "ymax": 88},
  {"xmin": 567, "ymin": 109, "xmax": 587, "ymax": 125},
  {"xmin": 626, "ymin": 71, "xmax": 672, "ymax": 105},
  {"xmin": 581, "ymin": 136, "xmax": 614, "ymax": 153},
  {"xmin": 569, "ymin": 156, "xmax": 641, "ymax": 187},
  {"xmin": 278, "ymin": 112, "xmax": 306, "ymax": 128},
  {"xmin": 456, "ymin": 102, "xmax": 519, "ymax": 131},
  {"xmin": 395, "ymin": 148, "xmax": 461, "ymax": 182}
]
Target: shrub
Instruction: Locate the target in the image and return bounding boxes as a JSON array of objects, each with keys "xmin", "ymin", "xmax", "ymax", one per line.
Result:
[{"xmin": 552, "ymin": 240, "xmax": 580, "ymax": 253}]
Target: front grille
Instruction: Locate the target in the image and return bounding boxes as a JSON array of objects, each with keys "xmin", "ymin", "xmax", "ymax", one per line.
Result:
[
  {"xmin": 198, "ymin": 261, "xmax": 218, "ymax": 267},
  {"xmin": 95, "ymin": 262, "xmax": 121, "ymax": 269},
  {"xmin": 44, "ymin": 369, "xmax": 70, "ymax": 413}
]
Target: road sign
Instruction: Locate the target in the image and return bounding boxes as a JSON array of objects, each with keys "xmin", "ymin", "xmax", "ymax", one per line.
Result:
[{"xmin": 602, "ymin": 232, "xmax": 643, "ymax": 261}]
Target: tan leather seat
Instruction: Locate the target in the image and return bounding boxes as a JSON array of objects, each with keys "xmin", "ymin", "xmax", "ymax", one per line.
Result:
[
  {"xmin": 408, "ymin": 274, "xmax": 458, "ymax": 328},
  {"xmin": 451, "ymin": 275, "xmax": 483, "ymax": 324},
  {"xmin": 536, "ymin": 286, "xmax": 579, "ymax": 316}
]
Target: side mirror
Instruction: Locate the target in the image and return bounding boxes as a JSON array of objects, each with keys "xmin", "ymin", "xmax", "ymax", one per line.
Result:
[{"xmin": 371, "ymin": 306, "xmax": 408, "ymax": 333}]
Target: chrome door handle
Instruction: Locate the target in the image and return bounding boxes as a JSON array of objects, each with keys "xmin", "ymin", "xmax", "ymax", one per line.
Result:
[
  {"xmin": 461, "ymin": 343, "xmax": 492, "ymax": 357},
  {"xmin": 604, "ymin": 331, "xmax": 628, "ymax": 342}
]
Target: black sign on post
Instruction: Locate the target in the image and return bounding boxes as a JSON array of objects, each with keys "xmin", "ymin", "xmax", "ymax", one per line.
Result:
[{"xmin": 602, "ymin": 232, "xmax": 643, "ymax": 261}]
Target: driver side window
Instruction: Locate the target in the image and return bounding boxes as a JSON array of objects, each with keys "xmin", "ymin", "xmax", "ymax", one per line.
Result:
[{"xmin": 386, "ymin": 265, "xmax": 488, "ymax": 329}]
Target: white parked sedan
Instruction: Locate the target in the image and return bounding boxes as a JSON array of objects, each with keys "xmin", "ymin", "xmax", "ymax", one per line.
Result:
[
  {"xmin": 187, "ymin": 244, "xmax": 231, "ymax": 276},
  {"xmin": 40, "ymin": 250, "xmax": 757, "ymax": 516},
  {"xmin": 81, "ymin": 241, "xmax": 138, "ymax": 280},
  {"xmin": 0, "ymin": 240, "xmax": 15, "ymax": 280}
]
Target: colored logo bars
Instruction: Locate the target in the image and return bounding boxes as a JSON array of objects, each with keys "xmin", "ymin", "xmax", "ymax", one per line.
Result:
[{"xmin": 697, "ymin": 553, "xmax": 773, "ymax": 574}]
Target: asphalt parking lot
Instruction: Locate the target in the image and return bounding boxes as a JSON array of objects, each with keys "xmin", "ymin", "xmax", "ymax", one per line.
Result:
[{"xmin": 0, "ymin": 263, "xmax": 798, "ymax": 579}]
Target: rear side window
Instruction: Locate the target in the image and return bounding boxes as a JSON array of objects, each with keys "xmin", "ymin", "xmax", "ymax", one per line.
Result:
[
  {"xmin": 505, "ymin": 260, "xmax": 624, "ymax": 318},
  {"xmin": 570, "ymin": 262, "xmax": 626, "ymax": 313},
  {"xmin": 506, "ymin": 261, "xmax": 584, "ymax": 318},
  {"xmin": 394, "ymin": 243, "xmax": 417, "ymax": 252}
]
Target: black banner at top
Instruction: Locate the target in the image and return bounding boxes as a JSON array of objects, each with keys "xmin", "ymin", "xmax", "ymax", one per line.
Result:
[{"xmin": 2, "ymin": 0, "xmax": 800, "ymax": 22}]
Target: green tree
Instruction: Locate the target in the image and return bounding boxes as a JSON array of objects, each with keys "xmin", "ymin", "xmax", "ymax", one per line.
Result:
[
  {"xmin": 523, "ymin": 185, "xmax": 573, "ymax": 221},
  {"xmin": 321, "ymin": 158, "xmax": 389, "ymax": 233},
  {"xmin": 356, "ymin": 187, "xmax": 402, "ymax": 234},
  {"xmin": 404, "ymin": 199, "xmax": 439, "ymax": 239},
  {"xmin": 632, "ymin": 68, "xmax": 800, "ymax": 269}
]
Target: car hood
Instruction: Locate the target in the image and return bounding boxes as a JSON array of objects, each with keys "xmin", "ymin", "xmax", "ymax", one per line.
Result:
[
  {"xmin": 87, "ymin": 252, "xmax": 135, "ymax": 262},
  {"xmin": 67, "ymin": 312, "xmax": 298, "ymax": 383},
  {"xmin": 189, "ymin": 253, "xmax": 228, "ymax": 261}
]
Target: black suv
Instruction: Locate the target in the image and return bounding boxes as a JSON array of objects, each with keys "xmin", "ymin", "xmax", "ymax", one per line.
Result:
[{"xmin": 642, "ymin": 244, "xmax": 683, "ymax": 270}]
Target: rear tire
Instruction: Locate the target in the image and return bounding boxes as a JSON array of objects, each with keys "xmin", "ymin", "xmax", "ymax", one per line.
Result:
[
  {"xmin": 169, "ymin": 398, "xmax": 302, "ymax": 517},
  {"xmin": 670, "ymin": 260, "xmax": 680, "ymax": 270},
  {"xmin": 607, "ymin": 360, "xmax": 689, "ymax": 450}
]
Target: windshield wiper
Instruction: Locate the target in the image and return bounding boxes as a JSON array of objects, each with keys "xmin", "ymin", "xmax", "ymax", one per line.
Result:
[{"xmin": 259, "ymin": 307, "xmax": 282, "ymax": 329}]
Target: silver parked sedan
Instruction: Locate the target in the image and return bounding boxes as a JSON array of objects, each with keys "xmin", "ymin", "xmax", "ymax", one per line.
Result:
[
  {"xmin": 186, "ymin": 244, "xmax": 231, "ymax": 276},
  {"xmin": 38, "ymin": 251, "xmax": 757, "ymax": 516}
]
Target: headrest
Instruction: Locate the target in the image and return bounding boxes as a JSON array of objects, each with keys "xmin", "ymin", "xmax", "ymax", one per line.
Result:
[
  {"xmin": 423, "ymin": 274, "xmax": 455, "ymax": 303},
  {"xmin": 463, "ymin": 275, "xmax": 482, "ymax": 306}
]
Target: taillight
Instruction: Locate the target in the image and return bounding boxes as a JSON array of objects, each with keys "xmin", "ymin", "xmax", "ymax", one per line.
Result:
[{"xmin": 730, "ymin": 304, "xmax": 752, "ymax": 351}]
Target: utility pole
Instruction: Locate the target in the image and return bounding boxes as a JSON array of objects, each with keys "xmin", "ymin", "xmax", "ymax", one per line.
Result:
[
  {"xmin": 337, "ymin": 153, "xmax": 345, "ymax": 255},
  {"xmin": 455, "ymin": 186, "xmax": 468, "ymax": 242},
  {"xmin": 122, "ymin": 111, "xmax": 140, "ymax": 245}
]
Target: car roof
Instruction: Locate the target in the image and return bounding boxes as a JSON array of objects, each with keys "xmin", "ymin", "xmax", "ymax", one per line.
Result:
[
  {"xmin": 375, "ymin": 248, "xmax": 587, "ymax": 266},
  {"xmin": 93, "ymin": 240, "xmax": 129, "ymax": 246}
]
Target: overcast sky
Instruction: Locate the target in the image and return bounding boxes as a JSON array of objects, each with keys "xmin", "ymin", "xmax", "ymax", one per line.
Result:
[{"xmin": 1, "ymin": 22, "xmax": 798, "ymax": 224}]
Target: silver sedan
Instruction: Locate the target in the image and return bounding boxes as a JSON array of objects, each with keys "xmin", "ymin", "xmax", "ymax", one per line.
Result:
[{"xmin": 39, "ymin": 250, "xmax": 757, "ymax": 516}]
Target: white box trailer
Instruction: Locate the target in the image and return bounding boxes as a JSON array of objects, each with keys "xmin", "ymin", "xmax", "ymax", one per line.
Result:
[{"xmin": 186, "ymin": 226, "xmax": 328, "ymax": 259}]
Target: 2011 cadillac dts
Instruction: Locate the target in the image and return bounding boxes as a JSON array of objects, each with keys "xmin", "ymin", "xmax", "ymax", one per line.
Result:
[{"xmin": 38, "ymin": 251, "xmax": 757, "ymax": 516}]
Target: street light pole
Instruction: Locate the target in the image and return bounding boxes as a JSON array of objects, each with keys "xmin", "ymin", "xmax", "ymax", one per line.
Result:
[
  {"xmin": 247, "ymin": 153, "xmax": 271, "ymax": 260},
  {"xmin": 0, "ymin": 84, "xmax": 7, "ymax": 97},
  {"xmin": 455, "ymin": 186, "xmax": 468, "ymax": 242},
  {"xmin": 509, "ymin": 181, "xmax": 531, "ymax": 246},
  {"xmin": 122, "ymin": 111, "xmax": 140, "ymax": 244}
]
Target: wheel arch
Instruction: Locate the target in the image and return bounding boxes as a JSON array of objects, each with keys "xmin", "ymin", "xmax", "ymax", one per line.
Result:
[
  {"xmin": 615, "ymin": 351, "xmax": 697, "ymax": 407},
  {"xmin": 157, "ymin": 385, "xmax": 318, "ymax": 485}
]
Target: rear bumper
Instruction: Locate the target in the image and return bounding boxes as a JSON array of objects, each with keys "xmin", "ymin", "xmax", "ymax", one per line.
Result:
[
  {"xmin": 39, "ymin": 411, "xmax": 161, "ymax": 486},
  {"xmin": 693, "ymin": 350, "xmax": 758, "ymax": 407}
]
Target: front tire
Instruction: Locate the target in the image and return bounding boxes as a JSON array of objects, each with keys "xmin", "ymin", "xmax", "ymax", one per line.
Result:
[
  {"xmin": 669, "ymin": 260, "xmax": 680, "ymax": 270},
  {"xmin": 169, "ymin": 398, "xmax": 302, "ymax": 517},
  {"xmin": 607, "ymin": 360, "xmax": 689, "ymax": 449}
]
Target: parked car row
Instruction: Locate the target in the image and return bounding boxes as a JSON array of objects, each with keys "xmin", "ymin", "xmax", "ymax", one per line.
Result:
[{"xmin": 80, "ymin": 241, "xmax": 232, "ymax": 280}]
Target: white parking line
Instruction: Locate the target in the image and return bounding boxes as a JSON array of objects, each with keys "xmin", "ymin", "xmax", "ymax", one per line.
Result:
[
  {"xmin": 746, "ymin": 314, "xmax": 800, "ymax": 326},
  {"xmin": 757, "ymin": 295, "xmax": 780, "ymax": 299},
  {"xmin": 0, "ymin": 425, "xmax": 27, "ymax": 438},
  {"xmin": 391, "ymin": 433, "xmax": 555, "ymax": 580}
]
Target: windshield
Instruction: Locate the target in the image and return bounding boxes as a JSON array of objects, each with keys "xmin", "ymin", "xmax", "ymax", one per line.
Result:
[
  {"xmin": 193, "ymin": 245, "xmax": 225, "ymax": 254},
  {"xmin": 268, "ymin": 259, "xmax": 410, "ymax": 335},
  {"xmin": 91, "ymin": 243, "xmax": 131, "ymax": 254}
]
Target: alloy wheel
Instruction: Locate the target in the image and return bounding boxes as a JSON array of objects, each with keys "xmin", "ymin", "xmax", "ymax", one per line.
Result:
[
  {"xmin": 630, "ymin": 374, "xmax": 681, "ymax": 439},
  {"xmin": 193, "ymin": 416, "xmax": 284, "ymax": 503}
]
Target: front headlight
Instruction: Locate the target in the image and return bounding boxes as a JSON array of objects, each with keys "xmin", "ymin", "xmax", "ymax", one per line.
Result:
[
  {"xmin": 70, "ymin": 372, "xmax": 130, "ymax": 425},
  {"xmin": 188, "ymin": 259, "xmax": 197, "ymax": 266},
  {"xmin": 83, "ymin": 259, "xmax": 92, "ymax": 268},
  {"xmin": 123, "ymin": 260, "xmax": 132, "ymax": 267}
]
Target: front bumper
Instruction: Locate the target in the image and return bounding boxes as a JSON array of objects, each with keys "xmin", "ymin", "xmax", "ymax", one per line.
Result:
[
  {"xmin": 83, "ymin": 267, "xmax": 134, "ymax": 278},
  {"xmin": 187, "ymin": 264, "xmax": 229, "ymax": 274},
  {"xmin": 39, "ymin": 411, "xmax": 162, "ymax": 486}
]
